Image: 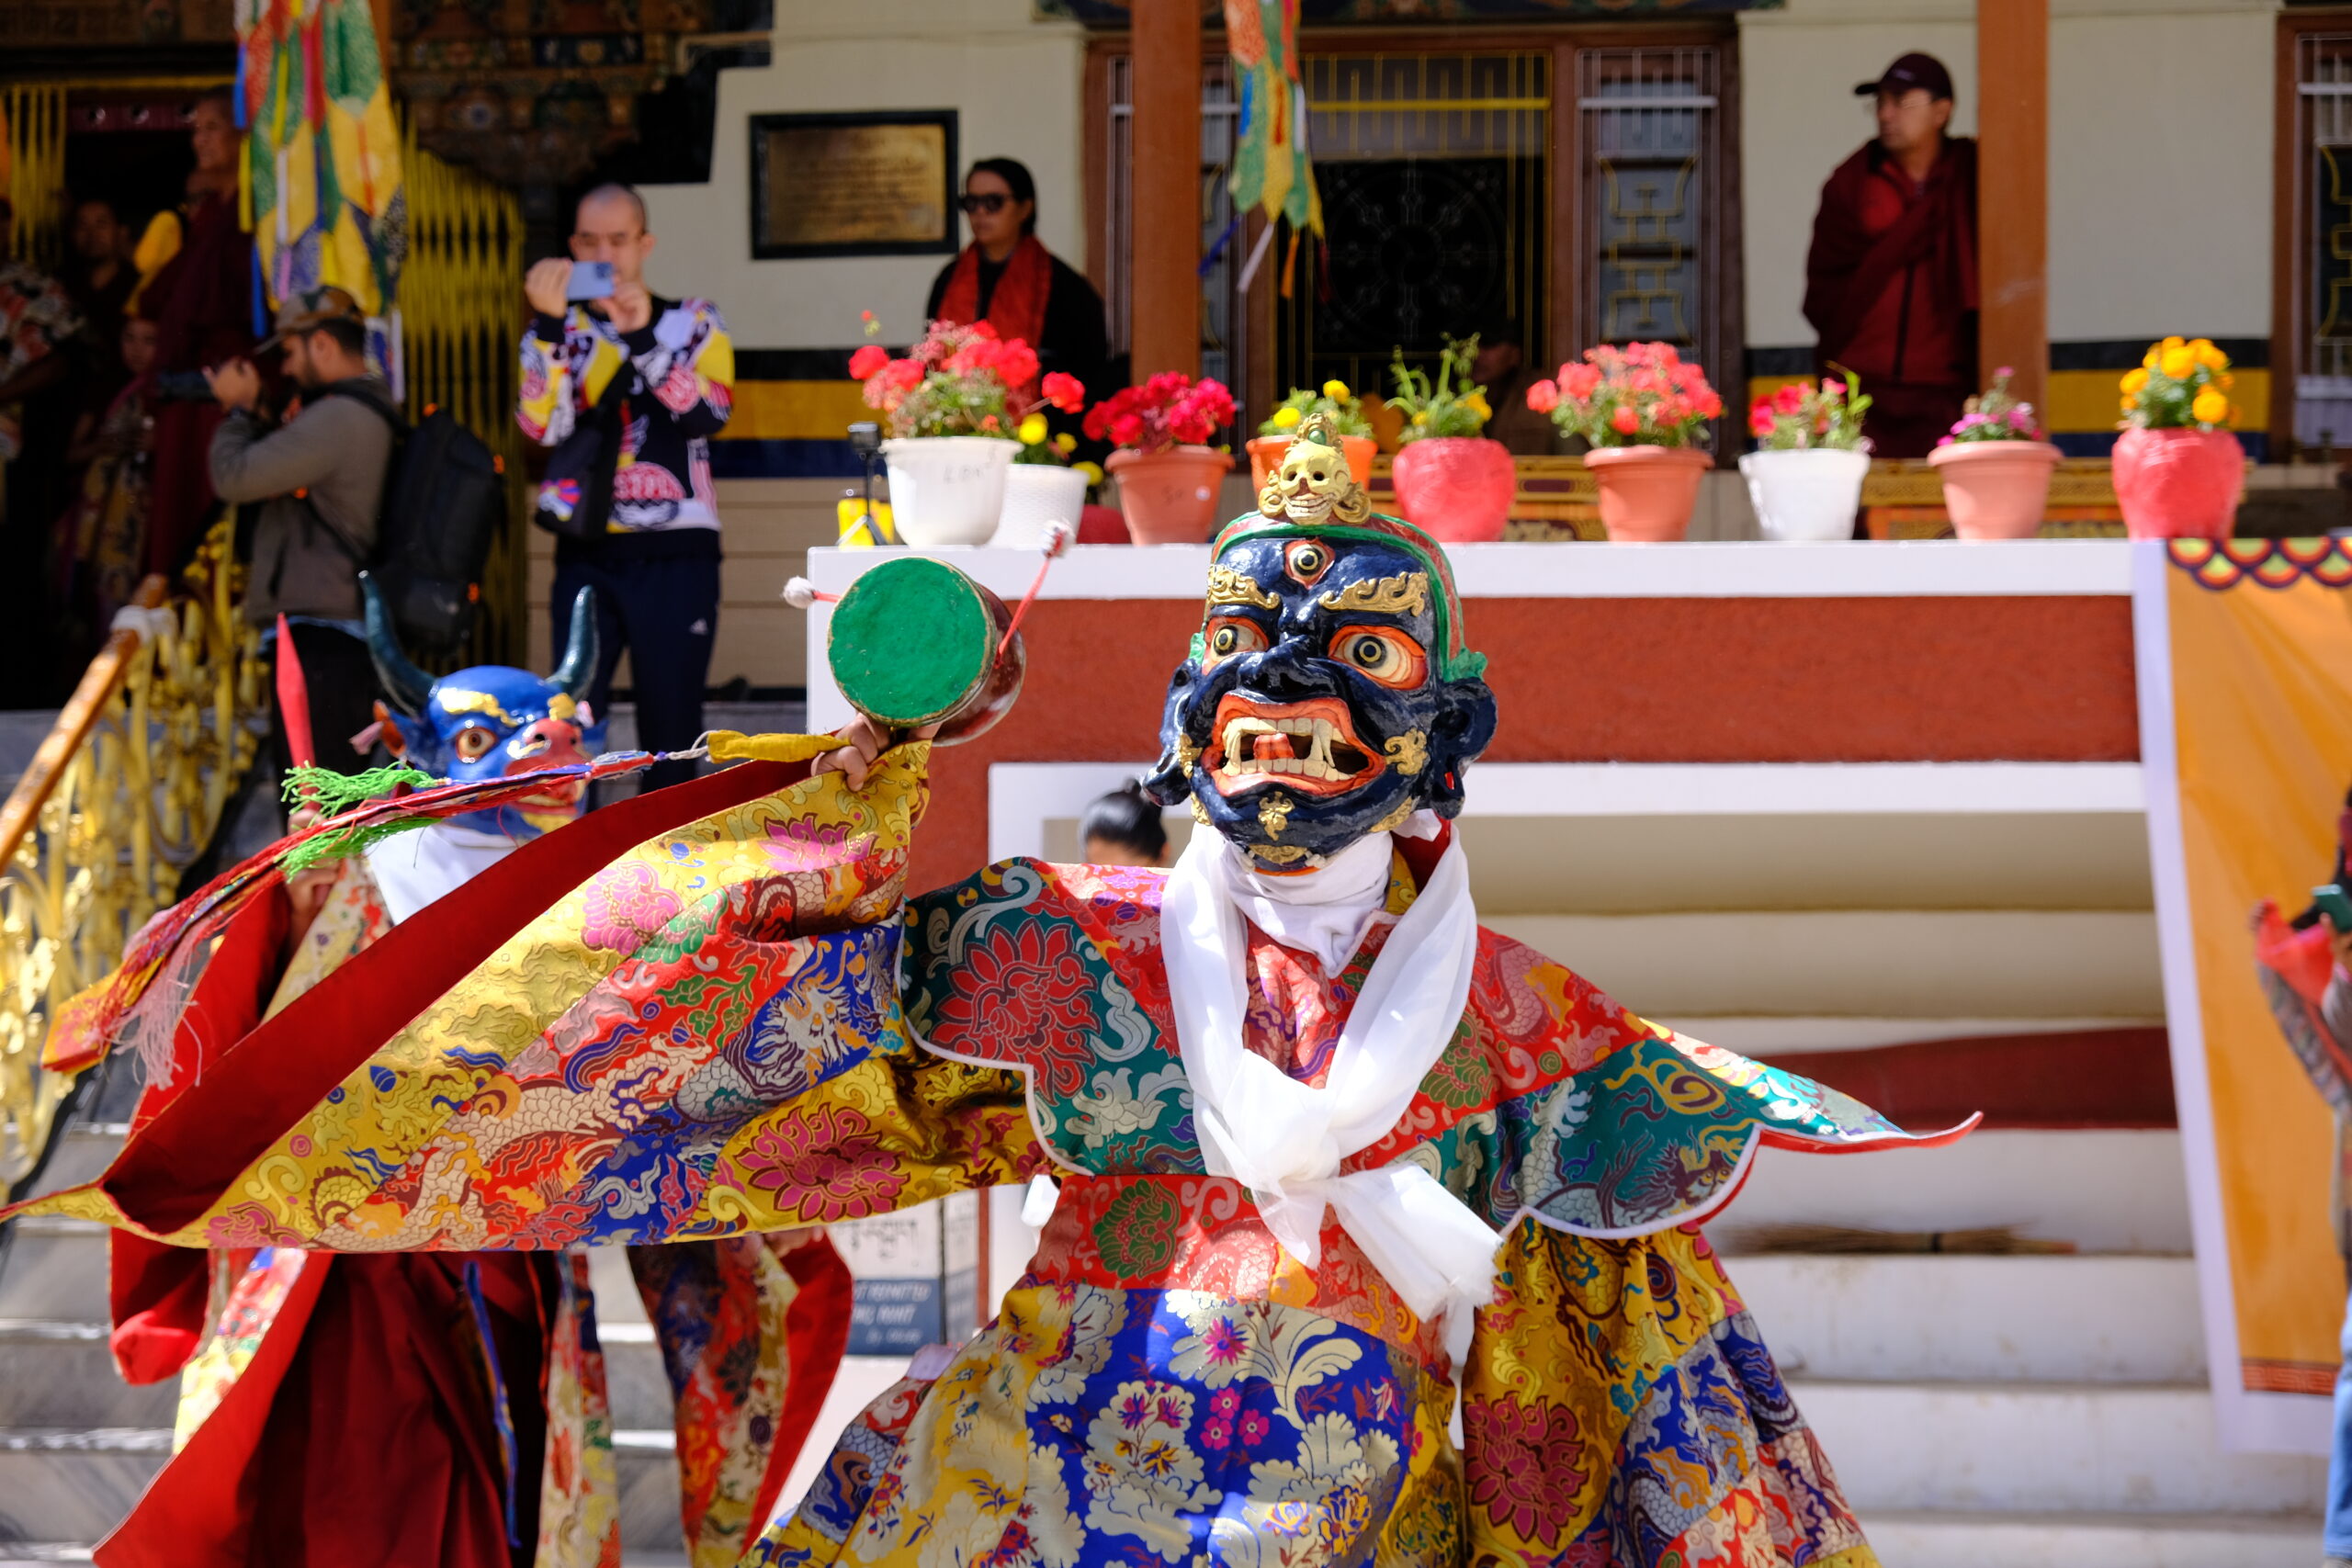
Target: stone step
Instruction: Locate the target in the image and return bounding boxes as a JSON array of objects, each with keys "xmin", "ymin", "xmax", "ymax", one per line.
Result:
[
  {"xmin": 1795, "ymin": 1381, "xmax": 2326, "ymax": 1515},
  {"xmin": 26, "ymin": 1126, "xmax": 127, "ymax": 1196},
  {"xmin": 1717, "ymin": 1127, "xmax": 2193, "ymax": 1254},
  {"xmin": 1857, "ymin": 1510, "xmax": 2325, "ymax": 1568},
  {"xmin": 0, "ymin": 1317, "xmax": 678, "ymax": 1434},
  {"xmin": 1730, "ymin": 1254, "xmax": 2205, "ymax": 1383},
  {"xmin": 0, "ymin": 1427, "xmax": 692, "ymax": 1552},
  {"xmin": 0, "ymin": 1325, "xmax": 173, "ymax": 1428},
  {"xmin": 0, "ymin": 1222, "xmax": 107, "ymax": 1323}
]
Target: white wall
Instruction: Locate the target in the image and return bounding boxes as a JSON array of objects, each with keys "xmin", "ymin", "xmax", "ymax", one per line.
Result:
[
  {"xmin": 1738, "ymin": 0, "xmax": 2272, "ymax": 350},
  {"xmin": 637, "ymin": 0, "xmax": 1087, "ymax": 350}
]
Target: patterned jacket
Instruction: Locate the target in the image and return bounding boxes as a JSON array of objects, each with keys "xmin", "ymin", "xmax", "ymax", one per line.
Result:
[{"xmin": 517, "ymin": 296, "xmax": 734, "ymax": 535}]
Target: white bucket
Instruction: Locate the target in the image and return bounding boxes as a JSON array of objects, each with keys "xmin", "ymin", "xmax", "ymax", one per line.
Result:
[
  {"xmin": 993, "ymin": 463, "xmax": 1091, "ymax": 549},
  {"xmin": 1737, "ymin": 447, "xmax": 1871, "ymax": 542},
  {"xmin": 880, "ymin": 435, "xmax": 1021, "ymax": 547}
]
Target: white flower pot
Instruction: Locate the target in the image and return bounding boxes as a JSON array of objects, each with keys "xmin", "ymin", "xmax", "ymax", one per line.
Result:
[
  {"xmin": 1738, "ymin": 447, "xmax": 1871, "ymax": 542},
  {"xmin": 993, "ymin": 463, "xmax": 1091, "ymax": 548},
  {"xmin": 881, "ymin": 435, "xmax": 1021, "ymax": 547}
]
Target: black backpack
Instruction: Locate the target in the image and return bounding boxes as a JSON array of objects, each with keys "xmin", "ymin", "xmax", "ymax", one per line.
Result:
[{"xmin": 312, "ymin": 382, "xmax": 505, "ymax": 660}]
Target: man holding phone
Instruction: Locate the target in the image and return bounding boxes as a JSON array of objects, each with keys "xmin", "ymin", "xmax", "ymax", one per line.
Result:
[{"xmin": 518, "ymin": 182, "xmax": 734, "ymax": 793}]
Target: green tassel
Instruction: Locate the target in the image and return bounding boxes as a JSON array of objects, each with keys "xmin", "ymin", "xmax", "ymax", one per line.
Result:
[
  {"xmin": 281, "ymin": 815, "xmax": 446, "ymax": 877},
  {"xmin": 277, "ymin": 763, "xmax": 446, "ymax": 876},
  {"xmin": 280, "ymin": 762, "xmax": 439, "ymax": 813}
]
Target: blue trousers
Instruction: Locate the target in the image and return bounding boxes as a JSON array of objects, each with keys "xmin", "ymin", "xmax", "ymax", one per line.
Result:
[
  {"xmin": 2330, "ymin": 1288, "xmax": 2352, "ymax": 1556},
  {"xmin": 550, "ymin": 545, "xmax": 718, "ymax": 794}
]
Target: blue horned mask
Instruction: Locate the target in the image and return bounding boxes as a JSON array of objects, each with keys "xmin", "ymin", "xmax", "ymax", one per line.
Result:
[
  {"xmin": 1140, "ymin": 424, "xmax": 1498, "ymax": 873},
  {"xmin": 362, "ymin": 576, "xmax": 607, "ymax": 838}
]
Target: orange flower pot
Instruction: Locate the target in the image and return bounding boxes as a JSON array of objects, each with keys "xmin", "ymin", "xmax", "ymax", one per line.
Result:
[
  {"xmin": 1584, "ymin": 446, "xmax": 1711, "ymax": 542},
  {"xmin": 2110, "ymin": 426, "xmax": 2245, "ymax": 540},
  {"xmin": 1108, "ymin": 445, "xmax": 1234, "ymax": 545},
  {"xmin": 1390, "ymin": 436, "xmax": 1515, "ymax": 543},
  {"xmin": 1246, "ymin": 432, "xmax": 1375, "ymax": 495},
  {"xmin": 1928, "ymin": 439, "xmax": 2063, "ymax": 540}
]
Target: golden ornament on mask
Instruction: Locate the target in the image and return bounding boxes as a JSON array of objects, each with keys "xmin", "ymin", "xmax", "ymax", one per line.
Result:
[
  {"xmin": 435, "ymin": 688, "xmax": 526, "ymax": 728},
  {"xmin": 547, "ymin": 693, "xmax": 578, "ymax": 722},
  {"xmin": 1319, "ymin": 572, "xmax": 1430, "ymax": 622},
  {"xmin": 1258, "ymin": 411, "xmax": 1372, "ymax": 526},
  {"xmin": 1204, "ymin": 565, "xmax": 1280, "ymax": 613},
  {"xmin": 1259, "ymin": 793, "xmax": 1294, "ymax": 840},
  {"xmin": 1251, "ymin": 843, "xmax": 1310, "ymax": 864},
  {"xmin": 1367, "ymin": 797, "xmax": 1417, "ymax": 835},
  {"xmin": 1173, "ymin": 734, "xmax": 1203, "ymax": 772},
  {"xmin": 1383, "ymin": 729, "xmax": 1429, "ymax": 775},
  {"xmin": 1191, "ymin": 794, "xmax": 1212, "ymax": 824}
]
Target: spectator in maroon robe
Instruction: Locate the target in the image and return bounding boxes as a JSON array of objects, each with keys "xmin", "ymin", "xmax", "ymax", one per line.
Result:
[
  {"xmin": 142, "ymin": 89, "xmax": 254, "ymax": 576},
  {"xmin": 1803, "ymin": 53, "xmax": 1978, "ymax": 458}
]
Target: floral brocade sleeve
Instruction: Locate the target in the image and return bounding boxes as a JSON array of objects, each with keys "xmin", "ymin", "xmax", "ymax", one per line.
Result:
[
  {"xmin": 14, "ymin": 739, "xmax": 1042, "ymax": 1250},
  {"xmin": 1462, "ymin": 1223, "xmax": 1878, "ymax": 1567}
]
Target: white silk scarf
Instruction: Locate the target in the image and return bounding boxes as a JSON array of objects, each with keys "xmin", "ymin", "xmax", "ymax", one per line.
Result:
[{"xmin": 1160, "ymin": 821, "xmax": 1502, "ymax": 1358}]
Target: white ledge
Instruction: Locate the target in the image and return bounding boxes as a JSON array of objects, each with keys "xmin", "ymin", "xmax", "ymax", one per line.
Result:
[
  {"xmin": 985, "ymin": 761, "xmax": 2145, "ymax": 862},
  {"xmin": 808, "ymin": 539, "xmax": 2137, "ymax": 601}
]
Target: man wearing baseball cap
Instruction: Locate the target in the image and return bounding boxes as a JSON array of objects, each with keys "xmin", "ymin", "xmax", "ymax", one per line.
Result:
[
  {"xmin": 1803, "ymin": 52, "xmax": 1979, "ymax": 461},
  {"xmin": 205, "ymin": 284, "xmax": 399, "ymax": 787}
]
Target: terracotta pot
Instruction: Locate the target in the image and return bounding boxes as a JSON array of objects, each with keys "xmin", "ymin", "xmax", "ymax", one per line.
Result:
[
  {"xmin": 1107, "ymin": 445, "xmax": 1234, "ymax": 545},
  {"xmin": 1246, "ymin": 432, "xmax": 1376, "ymax": 495},
  {"xmin": 1390, "ymin": 436, "xmax": 1515, "ymax": 543},
  {"xmin": 1584, "ymin": 446, "xmax": 1712, "ymax": 541},
  {"xmin": 1928, "ymin": 439, "xmax": 2063, "ymax": 540},
  {"xmin": 2110, "ymin": 426, "xmax": 2245, "ymax": 540}
]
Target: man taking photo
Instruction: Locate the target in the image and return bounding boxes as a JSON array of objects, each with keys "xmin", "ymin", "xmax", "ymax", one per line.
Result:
[
  {"xmin": 1803, "ymin": 51, "xmax": 1978, "ymax": 458},
  {"xmin": 206, "ymin": 286, "xmax": 395, "ymax": 781},
  {"xmin": 519, "ymin": 182, "xmax": 733, "ymax": 794}
]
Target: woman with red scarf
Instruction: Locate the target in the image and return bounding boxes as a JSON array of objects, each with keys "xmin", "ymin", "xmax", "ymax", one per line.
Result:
[{"xmin": 923, "ymin": 157, "xmax": 1109, "ymax": 419}]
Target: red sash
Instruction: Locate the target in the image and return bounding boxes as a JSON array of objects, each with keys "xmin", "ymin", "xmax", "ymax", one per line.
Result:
[{"xmin": 935, "ymin": 235, "xmax": 1053, "ymax": 357}]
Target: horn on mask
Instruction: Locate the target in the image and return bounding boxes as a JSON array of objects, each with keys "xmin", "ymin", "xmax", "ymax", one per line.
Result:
[
  {"xmin": 360, "ymin": 573, "xmax": 434, "ymax": 718},
  {"xmin": 550, "ymin": 586, "xmax": 599, "ymax": 705}
]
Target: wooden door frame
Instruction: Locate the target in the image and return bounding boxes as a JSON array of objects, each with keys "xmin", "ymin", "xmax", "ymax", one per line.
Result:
[
  {"xmin": 2272, "ymin": 8, "xmax": 2352, "ymax": 457},
  {"xmin": 1083, "ymin": 21, "xmax": 1743, "ymax": 428}
]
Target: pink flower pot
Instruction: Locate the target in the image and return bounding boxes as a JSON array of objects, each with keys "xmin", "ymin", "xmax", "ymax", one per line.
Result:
[
  {"xmin": 1107, "ymin": 445, "xmax": 1234, "ymax": 545},
  {"xmin": 2110, "ymin": 426, "xmax": 2245, "ymax": 540},
  {"xmin": 1247, "ymin": 433, "xmax": 1375, "ymax": 497},
  {"xmin": 1928, "ymin": 439, "xmax": 2063, "ymax": 540},
  {"xmin": 1389, "ymin": 436, "xmax": 1515, "ymax": 542},
  {"xmin": 1584, "ymin": 446, "xmax": 1712, "ymax": 541}
]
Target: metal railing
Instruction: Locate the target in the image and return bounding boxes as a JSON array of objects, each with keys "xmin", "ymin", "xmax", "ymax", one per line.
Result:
[{"xmin": 0, "ymin": 525, "xmax": 266, "ymax": 1186}]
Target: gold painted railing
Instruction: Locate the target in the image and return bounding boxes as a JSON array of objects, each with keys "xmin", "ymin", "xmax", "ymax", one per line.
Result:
[{"xmin": 0, "ymin": 527, "xmax": 266, "ymax": 1186}]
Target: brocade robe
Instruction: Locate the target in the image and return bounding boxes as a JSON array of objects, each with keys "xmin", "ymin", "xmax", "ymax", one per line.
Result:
[{"xmin": 19, "ymin": 738, "xmax": 1963, "ymax": 1567}]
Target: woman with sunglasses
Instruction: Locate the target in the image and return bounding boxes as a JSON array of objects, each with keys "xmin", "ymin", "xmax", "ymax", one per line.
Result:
[{"xmin": 924, "ymin": 157, "xmax": 1109, "ymax": 417}]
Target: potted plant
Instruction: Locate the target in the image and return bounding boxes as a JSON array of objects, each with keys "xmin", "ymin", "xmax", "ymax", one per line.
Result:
[
  {"xmin": 2110, "ymin": 336, "xmax": 2245, "ymax": 539},
  {"xmin": 850, "ymin": 321, "xmax": 1037, "ymax": 546},
  {"xmin": 1535, "ymin": 342, "xmax": 1723, "ymax": 541},
  {"xmin": 1084, "ymin": 373, "xmax": 1236, "ymax": 544},
  {"xmin": 1739, "ymin": 369, "xmax": 1873, "ymax": 541},
  {"xmin": 993, "ymin": 374, "xmax": 1091, "ymax": 547},
  {"xmin": 1385, "ymin": 336, "xmax": 1513, "ymax": 543},
  {"xmin": 1249, "ymin": 380, "xmax": 1376, "ymax": 494},
  {"xmin": 1926, "ymin": 368, "xmax": 2061, "ymax": 540}
]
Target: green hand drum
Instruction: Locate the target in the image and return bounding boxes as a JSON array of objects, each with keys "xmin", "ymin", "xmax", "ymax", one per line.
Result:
[{"xmin": 825, "ymin": 556, "xmax": 1027, "ymax": 744}]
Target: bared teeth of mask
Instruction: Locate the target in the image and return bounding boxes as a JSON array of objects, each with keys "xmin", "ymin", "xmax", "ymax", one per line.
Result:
[{"xmin": 1306, "ymin": 718, "xmax": 1336, "ymax": 773}]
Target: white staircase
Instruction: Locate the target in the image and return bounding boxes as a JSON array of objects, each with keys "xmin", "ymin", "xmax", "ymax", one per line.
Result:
[
  {"xmin": 1720, "ymin": 1180, "xmax": 2327, "ymax": 1564},
  {"xmin": 0, "ymin": 1119, "xmax": 717, "ymax": 1562}
]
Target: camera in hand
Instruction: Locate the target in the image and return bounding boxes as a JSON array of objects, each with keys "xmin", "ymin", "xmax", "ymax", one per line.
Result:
[{"xmin": 153, "ymin": 369, "xmax": 218, "ymax": 403}]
